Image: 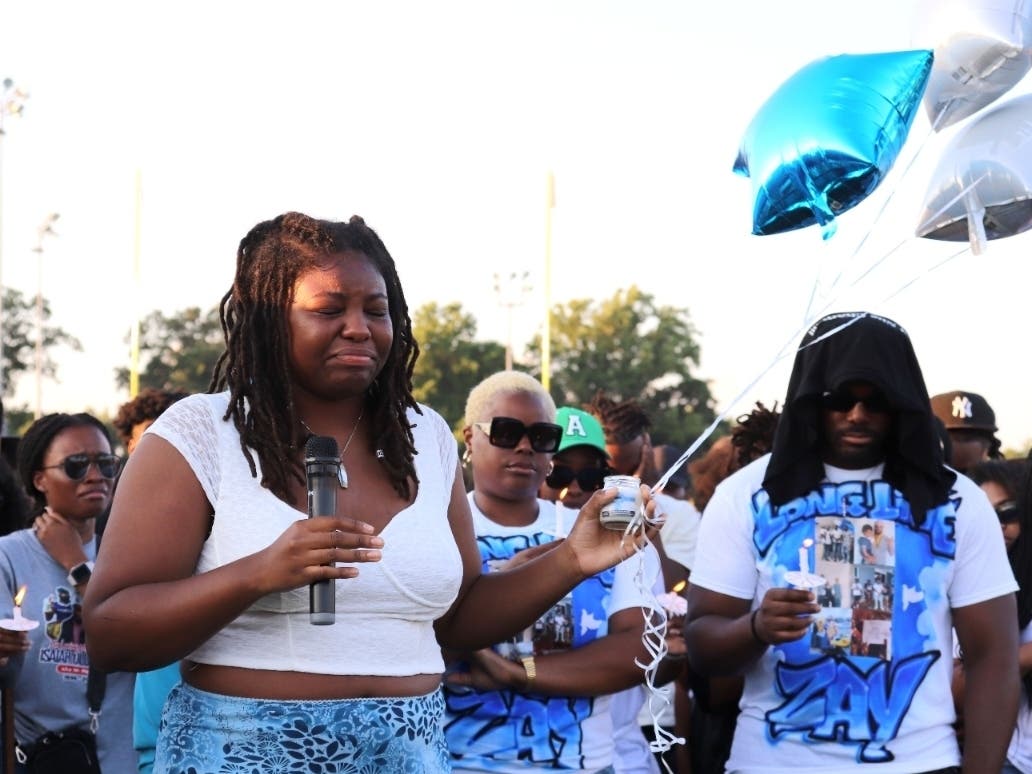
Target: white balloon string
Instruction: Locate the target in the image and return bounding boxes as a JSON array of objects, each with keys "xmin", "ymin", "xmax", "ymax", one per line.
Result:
[
  {"xmin": 843, "ymin": 170, "xmax": 986, "ymax": 295},
  {"xmin": 843, "ymin": 237, "xmax": 909, "ymax": 287},
  {"xmin": 801, "ymin": 260, "xmax": 821, "ymax": 328},
  {"xmin": 623, "ymin": 520, "xmax": 684, "ymax": 769},
  {"xmin": 878, "ymin": 244, "xmax": 970, "ymax": 304},
  {"xmin": 816, "ymin": 122, "xmax": 938, "ymax": 312}
]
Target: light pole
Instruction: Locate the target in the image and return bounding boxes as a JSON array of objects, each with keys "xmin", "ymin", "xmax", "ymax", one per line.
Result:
[
  {"xmin": 0, "ymin": 78, "xmax": 29, "ymax": 407},
  {"xmin": 493, "ymin": 270, "xmax": 533, "ymax": 371},
  {"xmin": 542, "ymin": 171, "xmax": 555, "ymax": 390},
  {"xmin": 33, "ymin": 213, "xmax": 59, "ymax": 419}
]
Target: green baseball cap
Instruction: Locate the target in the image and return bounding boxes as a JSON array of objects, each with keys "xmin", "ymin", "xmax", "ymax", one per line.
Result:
[{"xmin": 555, "ymin": 407, "xmax": 609, "ymax": 456}]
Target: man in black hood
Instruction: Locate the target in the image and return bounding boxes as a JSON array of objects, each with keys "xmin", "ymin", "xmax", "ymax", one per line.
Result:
[{"xmin": 684, "ymin": 312, "xmax": 1018, "ymax": 773}]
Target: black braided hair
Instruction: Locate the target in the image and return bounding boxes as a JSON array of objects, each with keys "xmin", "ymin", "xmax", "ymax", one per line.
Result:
[
  {"xmin": 968, "ymin": 457, "xmax": 1032, "ymax": 704},
  {"xmin": 586, "ymin": 391, "xmax": 651, "ymax": 445},
  {"xmin": 209, "ymin": 212, "xmax": 421, "ymax": 501},
  {"xmin": 112, "ymin": 387, "xmax": 189, "ymax": 447},
  {"xmin": 732, "ymin": 401, "xmax": 782, "ymax": 470},
  {"xmin": 973, "ymin": 455, "xmax": 1032, "ymax": 705},
  {"xmin": 17, "ymin": 413, "xmax": 113, "ymax": 520}
]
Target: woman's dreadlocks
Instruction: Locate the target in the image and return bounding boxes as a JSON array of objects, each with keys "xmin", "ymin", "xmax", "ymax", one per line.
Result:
[{"xmin": 209, "ymin": 212, "xmax": 421, "ymax": 501}]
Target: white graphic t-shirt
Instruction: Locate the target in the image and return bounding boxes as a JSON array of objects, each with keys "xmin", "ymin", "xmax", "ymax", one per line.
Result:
[
  {"xmin": 691, "ymin": 455, "xmax": 1016, "ymax": 773},
  {"xmin": 445, "ymin": 495, "xmax": 660, "ymax": 772}
]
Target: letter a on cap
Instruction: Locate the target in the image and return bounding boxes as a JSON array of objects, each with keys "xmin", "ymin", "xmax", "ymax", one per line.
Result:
[{"xmin": 565, "ymin": 414, "xmax": 588, "ymax": 438}]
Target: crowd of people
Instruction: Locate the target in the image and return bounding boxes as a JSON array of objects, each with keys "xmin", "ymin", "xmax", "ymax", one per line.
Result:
[{"xmin": 0, "ymin": 211, "xmax": 1026, "ymax": 774}]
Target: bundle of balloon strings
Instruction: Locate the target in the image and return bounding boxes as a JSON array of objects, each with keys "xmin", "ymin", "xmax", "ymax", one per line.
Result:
[{"xmin": 623, "ymin": 503, "xmax": 685, "ymax": 772}]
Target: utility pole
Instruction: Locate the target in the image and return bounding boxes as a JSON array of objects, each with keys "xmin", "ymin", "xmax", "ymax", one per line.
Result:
[
  {"xmin": 493, "ymin": 271, "xmax": 533, "ymax": 371},
  {"xmin": 32, "ymin": 213, "xmax": 59, "ymax": 418}
]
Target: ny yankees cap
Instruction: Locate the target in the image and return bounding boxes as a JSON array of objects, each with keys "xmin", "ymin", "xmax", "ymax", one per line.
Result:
[
  {"xmin": 929, "ymin": 391, "xmax": 998, "ymax": 433},
  {"xmin": 555, "ymin": 407, "xmax": 609, "ymax": 456}
]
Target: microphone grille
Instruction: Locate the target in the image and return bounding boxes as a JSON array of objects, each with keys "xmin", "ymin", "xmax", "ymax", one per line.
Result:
[{"xmin": 305, "ymin": 434, "xmax": 340, "ymax": 460}]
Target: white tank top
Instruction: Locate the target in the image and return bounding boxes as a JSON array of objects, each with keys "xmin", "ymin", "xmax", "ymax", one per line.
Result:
[{"xmin": 148, "ymin": 392, "xmax": 463, "ymax": 676}]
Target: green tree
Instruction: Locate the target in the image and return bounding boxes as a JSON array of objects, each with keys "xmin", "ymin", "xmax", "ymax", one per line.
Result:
[
  {"xmin": 525, "ymin": 286, "xmax": 717, "ymax": 449},
  {"xmin": 0, "ymin": 287, "xmax": 82, "ymax": 399},
  {"xmin": 114, "ymin": 306, "xmax": 224, "ymax": 393},
  {"xmin": 411, "ymin": 302, "xmax": 506, "ymax": 430}
]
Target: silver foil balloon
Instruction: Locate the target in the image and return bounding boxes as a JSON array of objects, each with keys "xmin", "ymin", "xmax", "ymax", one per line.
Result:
[
  {"xmin": 916, "ymin": 0, "xmax": 1032, "ymax": 130},
  {"xmin": 734, "ymin": 50, "xmax": 932, "ymax": 239},
  {"xmin": 916, "ymin": 93, "xmax": 1032, "ymax": 254}
]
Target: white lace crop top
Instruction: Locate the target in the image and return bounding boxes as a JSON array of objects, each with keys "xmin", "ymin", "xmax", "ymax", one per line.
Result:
[{"xmin": 146, "ymin": 392, "xmax": 464, "ymax": 676}]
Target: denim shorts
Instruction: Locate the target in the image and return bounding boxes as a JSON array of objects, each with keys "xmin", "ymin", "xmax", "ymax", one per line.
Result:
[{"xmin": 154, "ymin": 682, "xmax": 451, "ymax": 773}]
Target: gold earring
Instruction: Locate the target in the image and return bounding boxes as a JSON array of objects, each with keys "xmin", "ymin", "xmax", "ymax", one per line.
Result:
[{"xmin": 462, "ymin": 448, "xmax": 472, "ymax": 467}]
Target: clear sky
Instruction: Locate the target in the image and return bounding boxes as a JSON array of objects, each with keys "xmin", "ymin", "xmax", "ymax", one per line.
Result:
[{"xmin": 1, "ymin": 0, "xmax": 1030, "ymax": 450}]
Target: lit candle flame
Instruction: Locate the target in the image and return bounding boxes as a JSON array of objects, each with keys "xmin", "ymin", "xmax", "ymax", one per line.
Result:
[
  {"xmin": 558, "ymin": 487, "xmax": 569, "ymax": 500},
  {"xmin": 13, "ymin": 586, "xmax": 26, "ymax": 607},
  {"xmin": 802, "ymin": 538, "xmax": 814, "ymax": 549},
  {"xmin": 671, "ymin": 580, "xmax": 687, "ymax": 594}
]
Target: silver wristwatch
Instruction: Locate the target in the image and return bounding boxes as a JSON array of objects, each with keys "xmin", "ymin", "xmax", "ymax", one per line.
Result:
[{"xmin": 67, "ymin": 560, "xmax": 95, "ymax": 587}]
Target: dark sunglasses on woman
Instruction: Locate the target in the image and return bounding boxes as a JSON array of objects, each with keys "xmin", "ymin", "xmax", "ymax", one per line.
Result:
[
  {"xmin": 41, "ymin": 453, "xmax": 122, "ymax": 481},
  {"xmin": 545, "ymin": 464, "xmax": 612, "ymax": 492},
  {"xmin": 474, "ymin": 417, "xmax": 563, "ymax": 453},
  {"xmin": 996, "ymin": 502, "xmax": 1020, "ymax": 524}
]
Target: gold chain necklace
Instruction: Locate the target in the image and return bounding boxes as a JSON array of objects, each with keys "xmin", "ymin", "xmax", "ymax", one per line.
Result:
[{"xmin": 300, "ymin": 410, "xmax": 363, "ymax": 488}]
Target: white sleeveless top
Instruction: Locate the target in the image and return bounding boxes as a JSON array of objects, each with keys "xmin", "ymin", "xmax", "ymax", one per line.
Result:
[{"xmin": 147, "ymin": 392, "xmax": 463, "ymax": 676}]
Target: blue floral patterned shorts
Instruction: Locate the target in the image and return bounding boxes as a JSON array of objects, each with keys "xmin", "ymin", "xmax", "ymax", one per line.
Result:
[{"xmin": 154, "ymin": 682, "xmax": 451, "ymax": 773}]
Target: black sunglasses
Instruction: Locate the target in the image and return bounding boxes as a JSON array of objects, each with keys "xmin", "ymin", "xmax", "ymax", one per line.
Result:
[
  {"xmin": 820, "ymin": 390, "xmax": 892, "ymax": 414},
  {"xmin": 474, "ymin": 417, "xmax": 563, "ymax": 453},
  {"xmin": 996, "ymin": 502, "xmax": 1020, "ymax": 524},
  {"xmin": 41, "ymin": 453, "xmax": 121, "ymax": 481},
  {"xmin": 546, "ymin": 464, "xmax": 612, "ymax": 492}
]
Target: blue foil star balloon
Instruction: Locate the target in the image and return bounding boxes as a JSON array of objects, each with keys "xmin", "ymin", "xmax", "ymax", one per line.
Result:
[{"xmin": 734, "ymin": 50, "xmax": 934, "ymax": 239}]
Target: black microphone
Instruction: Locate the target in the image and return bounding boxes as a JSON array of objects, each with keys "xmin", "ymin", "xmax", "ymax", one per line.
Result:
[{"xmin": 305, "ymin": 435, "xmax": 339, "ymax": 625}]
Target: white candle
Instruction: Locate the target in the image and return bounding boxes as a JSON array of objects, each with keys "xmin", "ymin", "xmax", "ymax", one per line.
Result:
[
  {"xmin": 12, "ymin": 585, "xmax": 26, "ymax": 621},
  {"xmin": 555, "ymin": 490, "xmax": 568, "ymax": 538},
  {"xmin": 1, "ymin": 585, "xmax": 39, "ymax": 632},
  {"xmin": 799, "ymin": 539, "xmax": 813, "ymax": 574}
]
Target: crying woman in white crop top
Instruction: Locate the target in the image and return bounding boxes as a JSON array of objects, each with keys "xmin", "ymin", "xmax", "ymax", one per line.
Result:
[{"xmin": 82, "ymin": 211, "xmax": 660, "ymax": 774}]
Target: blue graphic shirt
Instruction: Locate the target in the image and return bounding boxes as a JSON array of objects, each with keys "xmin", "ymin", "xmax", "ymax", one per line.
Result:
[
  {"xmin": 0, "ymin": 530, "xmax": 136, "ymax": 772},
  {"xmin": 691, "ymin": 456, "xmax": 1016, "ymax": 773},
  {"xmin": 444, "ymin": 495, "xmax": 658, "ymax": 772}
]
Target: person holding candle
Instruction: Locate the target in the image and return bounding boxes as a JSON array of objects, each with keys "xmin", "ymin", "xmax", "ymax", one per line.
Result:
[
  {"xmin": 81, "ymin": 213, "xmax": 656, "ymax": 773},
  {"xmin": 0, "ymin": 412, "xmax": 136, "ymax": 771},
  {"xmin": 685, "ymin": 312, "xmax": 1018, "ymax": 773},
  {"xmin": 538, "ymin": 406, "xmax": 613, "ymax": 516},
  {"xmin": 443, "ymin": 371, "xmax": 667, "ymax": 772}
]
